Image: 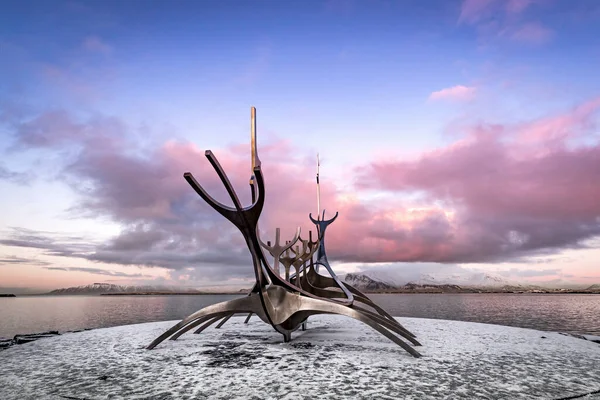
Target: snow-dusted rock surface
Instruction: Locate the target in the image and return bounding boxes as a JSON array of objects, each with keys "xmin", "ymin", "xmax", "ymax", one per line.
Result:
[{"xmin": 1, "ymin": 316, "xmax": 599, "ymax": 399}]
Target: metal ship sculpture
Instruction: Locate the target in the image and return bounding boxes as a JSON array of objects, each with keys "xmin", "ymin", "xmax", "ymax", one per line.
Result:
[{"xmin": 146, "ymin": 108, "xmax": 421, "ymax": 357}]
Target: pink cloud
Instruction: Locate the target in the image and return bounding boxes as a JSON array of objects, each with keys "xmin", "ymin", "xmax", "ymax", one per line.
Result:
[
  {"xmin": 5, "ymin": 98, "xmax": 600, "ymax": 273},
  {"xmin": 355, "ymin": 98, "xmax": 600, "ymax": 263},
  {"xmin": 429, "ymin": 85, "xmax": 476, "ymax": 102},
  {"xmin": 515, "ymin": 98, "xmax": 600, "ymax": 144}
]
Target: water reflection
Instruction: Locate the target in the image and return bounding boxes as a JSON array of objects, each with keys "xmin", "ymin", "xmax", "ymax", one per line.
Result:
[
  {"xmin": 1, "ymin": 294, "xmax": 599, "ymax": 338},
  {"xmin": 370, "ymin": 294, "xmax": 600, "ymax": 335},
  {"xmin": 0, "ymin": 295, "xmax": 240, "ymax": 338}
]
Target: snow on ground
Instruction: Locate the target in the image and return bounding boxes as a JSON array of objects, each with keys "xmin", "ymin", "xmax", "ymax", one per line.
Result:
[{"xmin": 1, "ymin": 316, "xmax": 600, "ymax": 400}]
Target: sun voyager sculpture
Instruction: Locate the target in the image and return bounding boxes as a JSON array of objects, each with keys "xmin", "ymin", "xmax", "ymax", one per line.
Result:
[{"xmin": 146, "ymin": 107, "xmax": 422, "ymax": 357}]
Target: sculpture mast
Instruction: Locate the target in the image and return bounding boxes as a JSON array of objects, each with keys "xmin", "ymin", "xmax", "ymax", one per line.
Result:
[
  {"xmin": 316, "ymin": 153, "xmax": 321, "ymax": 220},
  {"xmin": 250, "ymin": 107, "xmax": 259, "ymax": 202}
]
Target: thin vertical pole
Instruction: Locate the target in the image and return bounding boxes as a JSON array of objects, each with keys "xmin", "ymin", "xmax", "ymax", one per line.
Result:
[
  {"xmin": 250, "ymin": 107, "xmax": 257, "ymax": 202},
  {"xmin": 316, "ymin": 153, "xmax": 321, "ymax": 221},
  {"xmin": 250, "ymin": 107, "xmax": 257, "ymax": 185}
]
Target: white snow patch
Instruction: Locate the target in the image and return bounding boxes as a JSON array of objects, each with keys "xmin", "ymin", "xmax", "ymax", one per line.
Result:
[{"xmin": 1, "ymin": 316, "xmax": 600, "ymax": 399}]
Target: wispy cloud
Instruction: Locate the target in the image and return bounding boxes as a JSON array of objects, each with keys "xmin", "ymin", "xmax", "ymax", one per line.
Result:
[
  {"xmin": 0, "ymin": 226, "xmax": 251, "ymax": 280},
  {"xmin": 506, "ymin": 0, "xmax": 537, "ymax": 15},
  {"xmin": 429, "ymin": 85, "xmax": 477, "ymax": 102},
  {"xmin": 0, "ymin": 255, "xmax": 50, "ymax": 266},
  {"xmin": 0, "ymin": 227, "xmax": 98, "ymax": 257},
  {"xmin": 459, "ymin": 0, "xmax": 538, "ymax": 24},
  {"xmin": 503, "ymin": 22, "xmax": 553, "ymax": 45},
  {"xmin": 458, "ymin": 0, "xmax": 554, "ymax": 46}
]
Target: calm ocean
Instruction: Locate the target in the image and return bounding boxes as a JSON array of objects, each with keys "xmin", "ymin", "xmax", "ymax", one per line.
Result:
[{"xmin": 1, "ymin": 293, "xmax": 599, "ymax": 338}]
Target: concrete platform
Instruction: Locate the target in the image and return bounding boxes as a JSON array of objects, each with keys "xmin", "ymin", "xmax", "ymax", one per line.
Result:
[{"xmin": 1, "ymin": 316, "xmax": 599, "ymax": 399}]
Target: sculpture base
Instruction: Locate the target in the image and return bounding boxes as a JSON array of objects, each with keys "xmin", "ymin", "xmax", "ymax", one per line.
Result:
[{"xmin": 2, "ymin": 316, "xmax": 599, "ymax": 399}]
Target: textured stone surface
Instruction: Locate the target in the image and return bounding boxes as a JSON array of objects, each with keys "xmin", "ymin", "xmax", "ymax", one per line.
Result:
[{"xmin": 1, "ymin": 316, "xmax": 599, "ymax": 399}]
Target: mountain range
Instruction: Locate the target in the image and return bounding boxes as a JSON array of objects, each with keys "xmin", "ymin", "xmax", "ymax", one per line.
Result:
[
  {"xmin": 46, "ymin": 283, "xmax": 204, "ymax": 295},
  {"xmin": 42, "ymin": 271, "xmax": 600, "ymax": 295},
  {"xmin": 342, "ymin": 271, "xmax": 600, "ymax": 293},
  {"xmin": 348, "ymin": 270, "xmax": 511, "ymax": 288}
]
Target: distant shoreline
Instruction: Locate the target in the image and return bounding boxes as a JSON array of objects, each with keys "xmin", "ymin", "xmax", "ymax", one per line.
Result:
[
  {"xmin": 31, "ymin": 281, "xmax": 599, "ymax": 296},
  {"xmin": 100, "ymin": 292, "xmax": 246, "ymax": 296},
  {"xmin": 5, "ymin": 291, "xmax": 598, "ymax": 297},
  {"xmin": 97, "ymin": 290, "xmax": 600, "ymax": 296},
  {"xmin": 367, "ymin": 291, "xmax": 600, "ymax": 294}
]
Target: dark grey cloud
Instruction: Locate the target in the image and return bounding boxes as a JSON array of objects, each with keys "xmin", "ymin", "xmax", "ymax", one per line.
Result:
[
  {"xmin": 1, "ymin": 108, "xmax": 294, "ymax": 282},
  {"xmin": 10, "ymin": 110, "xmax": 128, "ymax": 152},
  {"xmin": 0, "ymin": 226, "xmax": 254, "ymax": 281},
  {"xmin": 0, "ymin": 227, "xmax": 98, "ymax": 258}
]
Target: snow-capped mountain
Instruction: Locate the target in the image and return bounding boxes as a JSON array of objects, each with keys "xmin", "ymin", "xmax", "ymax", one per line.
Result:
[
  {"xmin": 414, "ymin": 272, "xmax": 510, "ymax": 287},
  {"xmin": 343, "ymin": 269, "xmax": 513, "ymax": 290},
  {"xmin": 46, "ymin": 283, "xmax": 200, "ymax": 295},
  {"xmin": 343, "ymin": 268, "xmax": 521, "ymax": 290},
  {"xmin": 342, "ymin": 273, "xmax": 396, "ymax": 291},
  {"xmin": 343, "ymin": 273, "xmax": 468, "ymax": 292}
]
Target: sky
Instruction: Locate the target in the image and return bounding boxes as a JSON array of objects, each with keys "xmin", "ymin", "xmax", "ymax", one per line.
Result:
[{"xmin": 1, "ymin": 0, "xmax": 600, "ymax": 293}]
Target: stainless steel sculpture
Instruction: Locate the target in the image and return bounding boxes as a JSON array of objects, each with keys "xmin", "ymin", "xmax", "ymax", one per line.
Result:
[{"xmin": 147, "ymin": 107, "xmax": 421, "ymax": 357}]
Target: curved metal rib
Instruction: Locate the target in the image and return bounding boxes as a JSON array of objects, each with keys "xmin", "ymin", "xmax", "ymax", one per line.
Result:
[
  {"xmin": 302, "ymin": 264, "xmax": 415, "ymax": 336},
  {"xmin": 341, "ymin": 283, "xmax": 416, "ymax": 337},
  {"xmin": 314, "ymin": 261, "xmax": 354, "ymax": 304},
  {"xmin": 205, "ymin": 151, "xmax": 244, "ymax": 211},
  {"xmin": 193, "ymin": 315, "xmax": 229, "ymax": 335},
  {"xmin": 184, "ymin": 172, "xmax": 239, "ymax": 220},
  {"xmin": 173, "ymin": 312, "xmax": 233, "ymax": 340},
  {"xmin": 215, "ymin": 314, "xmax": 233, "ymax": 329},
  {"xmin": 350, "ymin": 304, "xmax": 421, "ymax": 346},
  {"xmin": 264, "ymin": 286, "xmax": 422, "ymax": 357},
  {"xmin": 147, "ymin": 294, "xmax": 265, "ymax": 349}
]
